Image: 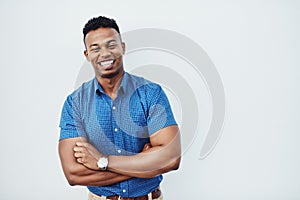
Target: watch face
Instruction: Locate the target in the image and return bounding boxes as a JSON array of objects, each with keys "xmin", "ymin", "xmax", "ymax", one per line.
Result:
[{"xmin": 97, "ymin": 157, "xmax": 108, "ymax": 170}]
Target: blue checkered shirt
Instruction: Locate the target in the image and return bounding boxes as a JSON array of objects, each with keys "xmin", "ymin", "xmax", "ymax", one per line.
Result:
[{"xmin": 59, "ymin": 72, "xmax": 177, "ymax": 197}]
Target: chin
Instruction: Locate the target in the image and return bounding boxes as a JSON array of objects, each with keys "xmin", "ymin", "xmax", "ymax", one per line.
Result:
[{"xmin": 101, "ymin": 69, "xmax": 122, "ymax": 79}]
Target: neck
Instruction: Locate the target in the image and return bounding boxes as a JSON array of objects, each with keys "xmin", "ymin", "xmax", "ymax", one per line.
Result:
[{"xmin": 97, "ymin": 71, "xmax": 124, "ymax": 100}]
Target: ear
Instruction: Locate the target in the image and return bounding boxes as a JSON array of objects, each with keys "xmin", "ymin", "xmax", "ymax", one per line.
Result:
[
  {"xmin": 121, "ymin": 42, "xmax": 126, "ymax": 55},
  {"xmin": 84, "ymin": 50, "xmax": 90, "ymax": 62}
]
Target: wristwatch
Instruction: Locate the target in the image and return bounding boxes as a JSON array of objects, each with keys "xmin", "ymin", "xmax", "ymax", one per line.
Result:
[{"xmin": 97, "ymin": 156, "xmax": 109, "ymax": 171}]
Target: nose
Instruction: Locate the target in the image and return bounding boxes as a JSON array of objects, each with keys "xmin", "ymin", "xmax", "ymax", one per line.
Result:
[{"xmin": 99, "ymin": 47, "xmax": 111, "ymax": 59}]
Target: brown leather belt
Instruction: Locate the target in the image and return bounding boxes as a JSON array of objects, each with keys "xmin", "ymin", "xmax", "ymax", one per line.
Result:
[{"xmin": 105, "ymin": 188, "xmax": 161, "ymax": 200}]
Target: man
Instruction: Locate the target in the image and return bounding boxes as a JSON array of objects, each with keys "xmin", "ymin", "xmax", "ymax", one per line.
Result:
[{"xmin": 58, "ymin": 16, "xmax": 181, "ymax": 200}]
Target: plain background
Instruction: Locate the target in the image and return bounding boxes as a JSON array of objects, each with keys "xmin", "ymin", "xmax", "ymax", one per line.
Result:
[{"xmin": 0, "ymin": 0, "xmax": 299, "ymax": 199}]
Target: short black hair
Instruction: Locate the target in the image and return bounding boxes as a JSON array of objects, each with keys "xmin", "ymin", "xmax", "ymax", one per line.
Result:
[{"xmin": 83, "ymin": 16, "xmax": 120, "ymax": 44}]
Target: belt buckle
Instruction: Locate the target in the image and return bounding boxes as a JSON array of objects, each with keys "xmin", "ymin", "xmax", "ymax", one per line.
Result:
[
  {"xmin": 120, "ymin": 197, "xmax": 148, "ymax": 200},
  {"xmin": 106, "ymin": 195, "xmax": 120, "ymax": 200},
  {"xmin": 109, "ymin": 187, "xmax": 161, "ymax": 200}
]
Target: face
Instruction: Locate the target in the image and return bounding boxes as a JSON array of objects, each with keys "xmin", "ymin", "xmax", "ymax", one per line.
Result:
[{"xmin": 84, "ymin": 27, "xmax": 125, "ymax": 79}]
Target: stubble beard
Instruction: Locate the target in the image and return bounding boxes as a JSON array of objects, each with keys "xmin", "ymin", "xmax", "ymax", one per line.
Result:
[
  {"xmin": 99, "ymin": 62, "xmax": 124, "ymax": 79},
  {"xmin": 101, "ymin": 69, "xmax": 122, "ymax": 78}
]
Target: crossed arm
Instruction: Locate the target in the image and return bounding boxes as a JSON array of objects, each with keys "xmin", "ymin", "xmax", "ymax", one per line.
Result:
[
  {"xmin": 58, "ymin": 125, "xmax": 181, "ymax": 186},
  {"xmin": 58, "ymin": 137, "xmax": 131, "ymax": 186}
]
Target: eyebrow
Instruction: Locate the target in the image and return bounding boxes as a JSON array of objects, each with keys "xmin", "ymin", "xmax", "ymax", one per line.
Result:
[{"xmin": 89, "ymin": 39, "xmax": 117, "ymax": 48}]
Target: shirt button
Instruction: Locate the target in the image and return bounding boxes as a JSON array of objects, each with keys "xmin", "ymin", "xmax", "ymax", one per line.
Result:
[
  {"xmin": 114, "ymin": 128, "xmax": 118, "ymax": 132},
  {"xmin": 117, "ymin": 149, "xmax": 121, "ymax": 153},
  {"xmin": 123, "ymin": 189, "xmax": 126, "ymax": 193},
  {"xmin": 112, "ymin": 106, "xmax": 116, "ymax": 110}
]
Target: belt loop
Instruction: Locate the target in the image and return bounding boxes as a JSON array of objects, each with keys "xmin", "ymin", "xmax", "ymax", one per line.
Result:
[{"xmin": 148, "ymin": 191, "xmax": 152, "ymax": 199}]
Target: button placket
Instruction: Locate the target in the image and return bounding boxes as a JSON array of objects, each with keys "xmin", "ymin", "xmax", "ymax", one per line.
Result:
[
  {"xmin": 119, "ymin": 181, "xmax": 129, "ymax": 198},
  {"xmin": 112, "ymin": 99, "xmax": 125, "ymax": 156},
  {"xmin": 112, "ymin": 103, "xmax": 118, "ymax": 133}
]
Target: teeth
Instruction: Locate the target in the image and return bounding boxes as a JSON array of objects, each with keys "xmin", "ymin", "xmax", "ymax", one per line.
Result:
[{"xmin": 100, "ymin": 60, "xmax": 114, "ymax": 66}]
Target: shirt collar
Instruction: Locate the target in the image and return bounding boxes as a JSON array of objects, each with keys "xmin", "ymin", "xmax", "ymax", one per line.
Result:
[
  {"xmin": 94, "ymin": 78, "xmax": 104, "ymax": 95},
  {"xmin": 94, "ymin": 72, "xmax": 129, "ymax": 96},
  {"xmin": 119, "ymin": 72, "xmax": 129, "ymax": 95}
]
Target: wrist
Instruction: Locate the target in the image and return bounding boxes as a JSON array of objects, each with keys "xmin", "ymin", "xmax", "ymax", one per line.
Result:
[{"xmin": 97, "ymin": 155, "xmax": 109, "ymax": 171}]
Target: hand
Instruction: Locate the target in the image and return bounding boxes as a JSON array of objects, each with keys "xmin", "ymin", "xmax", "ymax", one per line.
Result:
[
  {"xmin": 142, "ymin": 143, "xmax": 152, "ymax": 152},
  {"xmin": 73, "ymin": 142, "xmax": 102, "ymax": 170}
]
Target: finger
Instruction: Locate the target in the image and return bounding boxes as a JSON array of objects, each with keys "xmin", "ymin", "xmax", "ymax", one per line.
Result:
[
  {"xmin": 76, "ymin": 158, "xmax": 83, "ymax": 163},
  {"xmin": 143, "ymin": 143, "xmax": 152, "ymax": 151},
  {"xmin": 74, "ymin": 152, "xmax": 85, "ymax": 158},
  {"xmin": 73, "ymin": 147, "xmax": 85, "ymax": 152},
  {"xmin": 76, "ymin": 142, "xmax": 89, "ymax": 147}
]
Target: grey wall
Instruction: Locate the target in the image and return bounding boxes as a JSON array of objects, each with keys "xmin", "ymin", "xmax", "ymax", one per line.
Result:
[{"xmin": 0, "ymin": 0, "xmax": 299, "ymax": 199}]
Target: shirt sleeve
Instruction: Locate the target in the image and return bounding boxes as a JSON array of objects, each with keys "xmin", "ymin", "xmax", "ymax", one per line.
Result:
[
  {"xmin": 146, "ymin": 84, "xmax": 177, "ymax": 135},
  {"xmin": 59, "ymin": 95, "xmax": 86, "ymax": 140}
]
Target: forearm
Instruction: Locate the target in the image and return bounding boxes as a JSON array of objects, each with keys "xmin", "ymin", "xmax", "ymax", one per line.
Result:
[
  {"xmin": 59, "ymin": 137, "xmax": 131, "ymax": 186},
  {"xmin": 67, "ymin": 165, "xmax": 130, "ymax": 186},
  {"xmin": 108, "ymin": 138, "xmax": 181, "ymax": 178}
]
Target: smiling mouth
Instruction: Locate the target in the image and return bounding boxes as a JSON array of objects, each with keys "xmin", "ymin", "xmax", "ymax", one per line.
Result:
[{"xmin": 98, "ymin": 59, "xmax": 115, "ymax": 69}]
